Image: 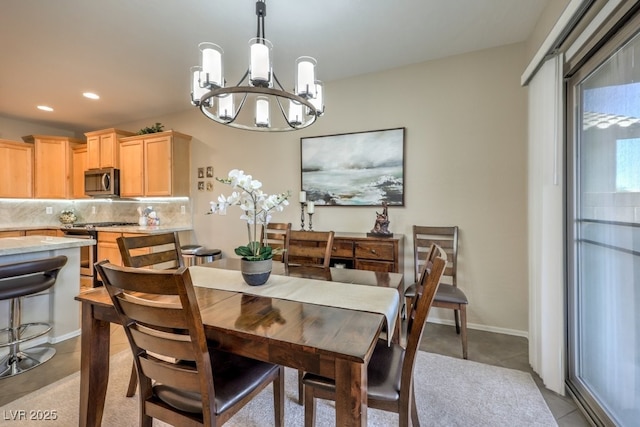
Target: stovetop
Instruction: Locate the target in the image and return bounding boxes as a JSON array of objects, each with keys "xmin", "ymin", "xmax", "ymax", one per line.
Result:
[{"xmin": 63, "ymin": 222, "xmax": 138, "ymax": 230}]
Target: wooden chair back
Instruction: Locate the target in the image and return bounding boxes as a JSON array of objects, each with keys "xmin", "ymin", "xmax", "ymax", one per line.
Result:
[
  {"xmin": 413, "ymin": 225, "xmax": 457, "ymax": 286},
  {"xmin": 286, "ymin": 230, "xmax": 334, "ymax": 269},
  {"xmin": 261, "ymin": 222, "xmax": 291, "ymax": 263},
  {"xmin": 95, "ymin": 261, "xmax": 216, "ymax": 425},
  {"xmin": 402, "ymin": 244, "xmax": 446, "ymax": 405},
  {"xmin": 117, "ymin": 232, "xmax": 184, "ymax": 270}
]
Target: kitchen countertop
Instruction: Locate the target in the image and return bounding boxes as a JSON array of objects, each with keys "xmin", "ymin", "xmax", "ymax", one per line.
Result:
[
  {"xmin": 0, "ymin": 224, "xmax": 192, "ymax": 234},
  {"xmin": 90, "ymin": 225, "xmax": 192, "ymax": 233},
  {"xmin": 0, "ymin": 235, "xmax": 95, "ymax": 256}
]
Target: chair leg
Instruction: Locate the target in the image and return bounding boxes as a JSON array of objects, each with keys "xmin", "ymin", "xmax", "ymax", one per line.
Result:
[
  {"xmin": 453, "ymin": 308, "xmax": 461, "ymax": 334},
  {"xmin": 404, "ymin": 296, "xmax": 412, "ymax": 319},
  {"xmin": 304, "ymin": 382, "xmax": 316, "ymax": 427},
  {"xmin": 297, "ymin": 370, "xmax": 304, "ymax": 405},
  {"xmin": 410, "ymin": 383, "xmax": 420, "ymax": 427},
  {"xmin": 460, "ymin": 305, "xmax": 468, "ymax": 359},
  {"xmin": 273, "ymin": 366, "xmax": 284, "ymax": 427},
  {"xmin": 126, "ymin": 363, "xmax": 137, "ymax": 397}
]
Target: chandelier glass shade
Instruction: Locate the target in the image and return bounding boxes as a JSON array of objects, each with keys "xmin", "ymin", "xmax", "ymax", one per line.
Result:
[{"xmin": 190, "ymin": 0, "xmax": 324, "ymax": 131}]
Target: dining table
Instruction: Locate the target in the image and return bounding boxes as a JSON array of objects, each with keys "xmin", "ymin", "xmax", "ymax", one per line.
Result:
[{"xmin": 75, "ymin": 259, "xmax": 403, "ymax": 427}]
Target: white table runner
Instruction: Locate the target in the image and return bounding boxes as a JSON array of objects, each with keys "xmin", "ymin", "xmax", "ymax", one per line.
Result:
[{"xmin": 188, "ymin": 266, "xmax": 399, "ymax": 343}]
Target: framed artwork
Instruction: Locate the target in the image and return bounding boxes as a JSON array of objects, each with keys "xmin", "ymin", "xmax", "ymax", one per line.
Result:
[
  {"xmin": 206, "ymin": 166, "xmax": 214, "ymax": 178},
  {"xmin": 197, "ymin": 167, "xmax": 204, "ymax": 179},
  {"xmin": 197, "ymin": 181, "xmax": 205, "ymax": 191},
  {"xmin": 300, "ymin": 127, "xmax": 405, "ymax": 206},
  {"xmin": 206, "ymin": 181, "xmax": 214, "ymax": 191}
]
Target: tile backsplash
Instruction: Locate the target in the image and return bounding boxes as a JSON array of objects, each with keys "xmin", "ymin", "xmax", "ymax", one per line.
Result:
[{"xmin": 0, "ymin": 198, "xmax": 192, "ymax": 228}]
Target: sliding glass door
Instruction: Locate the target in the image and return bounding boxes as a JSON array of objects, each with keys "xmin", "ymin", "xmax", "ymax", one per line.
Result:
[{"xmin": 567, "ymin": 20, "xmax": 640, "ymax": 426}]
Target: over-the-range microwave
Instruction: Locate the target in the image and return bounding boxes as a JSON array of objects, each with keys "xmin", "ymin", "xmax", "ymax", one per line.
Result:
[{"xmin": 84, "ymin": 168, "xmax": 120, "ymax": 197}]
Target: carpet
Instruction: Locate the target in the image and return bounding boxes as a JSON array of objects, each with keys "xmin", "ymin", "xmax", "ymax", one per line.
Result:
[{"xmin": 0, "ymin": 350, "xmax": 557, "ymax": 426}]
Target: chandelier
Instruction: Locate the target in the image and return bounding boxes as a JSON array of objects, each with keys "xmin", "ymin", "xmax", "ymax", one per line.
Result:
[{"xmin": 190, "ymin": 0, "xmax": 324, "ymax": 132}]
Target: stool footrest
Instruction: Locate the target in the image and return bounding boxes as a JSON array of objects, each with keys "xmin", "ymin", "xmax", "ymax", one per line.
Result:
[{"xmin": 0, "ymin": 322, "xmax": 53, "ymax": 348}]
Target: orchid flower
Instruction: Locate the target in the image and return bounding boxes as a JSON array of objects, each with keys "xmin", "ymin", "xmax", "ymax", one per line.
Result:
[{"xmin": 208, "ymin": 169, "xmax": 290, "ymax": 260}]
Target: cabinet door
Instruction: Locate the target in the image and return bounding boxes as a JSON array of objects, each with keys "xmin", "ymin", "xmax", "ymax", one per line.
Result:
[
  {"xmin": 34, "ymin": 138, "xmax": 69, "ymax": 198},
  {"xmin": 144, "ymin": 135, "xmax": 172, "ymax": 196},
  {"xmin": 120, "ymin": 140, "xmax": 144, "ymax": 197},
  {"xmin": 97, "ymin": 231, "xmax": 124, "ymax": 266},
  {"xmin": 86, "ymin": 136, "xmax": 101, "ymax": 169},
  {"xmin": 72, "ymin": 146, "xmax": 87, "ymax": 198},
  {"xmin": 99, "ymin": 133, "xmax": 117, "ymax": 168},
  {"xmin": 0, "ymin": 141, "xmax": 33, "ymax": 198}
]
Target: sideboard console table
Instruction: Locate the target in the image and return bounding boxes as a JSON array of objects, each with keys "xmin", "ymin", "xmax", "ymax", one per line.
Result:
[{"xmin": 331, "ymin": 232, "xmax": 403, "ymax": 273}]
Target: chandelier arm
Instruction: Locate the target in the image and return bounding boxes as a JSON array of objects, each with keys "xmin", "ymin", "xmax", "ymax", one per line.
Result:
[
  {"xmin": 273, "ymin": 96, "xmax": 295, "ymax": 129},
  {"xmin": 235, "ymin": 69, "xmax": 250, "ymax": 87},
  {"xmin": 272, "ymin": 73, "xmax": 286, "ymax": 92}
]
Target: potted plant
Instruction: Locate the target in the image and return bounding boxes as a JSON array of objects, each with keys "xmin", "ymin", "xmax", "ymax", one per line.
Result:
[{"xmin": 209, "ymin": 169, "xmax": 290, "ymax": 285}]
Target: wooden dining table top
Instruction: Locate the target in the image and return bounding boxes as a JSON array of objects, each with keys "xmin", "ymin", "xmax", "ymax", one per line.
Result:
[{"xmin": 75, "ymin": 260, "xmax": 403, "ymax": 426}]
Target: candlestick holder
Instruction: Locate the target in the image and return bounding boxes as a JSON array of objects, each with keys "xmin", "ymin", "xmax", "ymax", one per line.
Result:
[
  {"xmin": 300, "ymin": 203, "xmax": 306, "ymax": 230},
  {"xmin": 308, "ymin": 212, "xmax": 314, "ymax": 231}
]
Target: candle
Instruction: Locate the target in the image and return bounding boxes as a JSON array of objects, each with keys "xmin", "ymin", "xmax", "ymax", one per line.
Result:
[
  {"xmin": 307, "ymin": 201, "xmax": 315, "ymax": 213},
  {"xmin": 299, "ymin": 191, "xmax": 306, "ymax": 203},
  {"xmin": 200, "ymin": 43, "xmax": 223, "ymax": 87},
  {"xmin": 250, "ymin": 42, "xmax": 270, "ymax": 83}
]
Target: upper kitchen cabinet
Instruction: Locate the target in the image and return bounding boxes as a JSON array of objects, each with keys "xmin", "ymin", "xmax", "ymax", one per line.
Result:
[
  {"xmin": 72, "ymin": 145, "xmax": 88, "ymax": 199},
  {"xmin": 84, "ymin": 128, "xmax": 134, "ymax": 169},
  {"xmin": 22, "ymin": 135, "xmax": 85, "ymax": 199},
  {"xmin": 119, "ymin": 131, "xmax": 192, "ymax": 197},
  {"xmin": 0, "ymin": 139, "xmax": 33, "ymax": 198}
]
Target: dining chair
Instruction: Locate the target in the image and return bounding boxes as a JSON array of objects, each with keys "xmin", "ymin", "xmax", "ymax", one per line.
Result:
[
  {"xmin": 261, "ymin": 222, "xmax": 291, "ymax": 263},
  {"xmin": 302, "ymin": 244, "xmax": 447, "ymax": 427},
  {"xmin": 95, "ymin": 261, "xmax": 285, "ymax": 427},
  {"xmin": 117, "ymin": 231, "xmax": 185, "ymax": 397},
  {"xmin": 117, "ymin": 232, "xmax": 184, "ymax": 270},
  {"xmin": 285, "ymin": 229, "xmax": 334, "ymax": 403},
  {"xmin": 285, "ymin": 230, "xmax": 334, "ymax": 269},
  {"xmin": 404, "ymin": 226, "xmax": 468, "ymax": 359}
]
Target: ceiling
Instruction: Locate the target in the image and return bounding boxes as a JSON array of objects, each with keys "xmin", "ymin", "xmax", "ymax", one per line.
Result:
[{"xmin": 0, "ymin": 0, "xmax": 550, "ymax": 134}]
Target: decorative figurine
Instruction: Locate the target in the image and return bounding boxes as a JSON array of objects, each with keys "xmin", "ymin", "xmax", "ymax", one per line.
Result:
[{"xmin": 367, "ymin": 202, "xmax": 392, "ymax": 237}]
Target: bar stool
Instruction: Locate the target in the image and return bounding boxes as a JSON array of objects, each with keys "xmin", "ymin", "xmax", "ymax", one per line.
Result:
[
  {"xmin": 194, "ymin": 248, "xmax": 222, "ymax": 265},
  {"xmin": 0, "ymin": 255, "xmax": 67, "ymax": 378},
  {"xmin": 180, "ymin": 244, "xmax": 203, "ymax": 267}
]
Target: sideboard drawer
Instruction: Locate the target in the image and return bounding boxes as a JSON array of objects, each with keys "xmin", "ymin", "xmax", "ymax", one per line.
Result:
[
  {"xmin": 331, "ymin": 240, "xmax": 353, "ymax": 258},
  {"xmin": 355, "ymin": 242, "xmax": 395, "ymax": 261},
  {"xmin": 355, "ymin": 259, "xmax": 395, "ymax": 272}
]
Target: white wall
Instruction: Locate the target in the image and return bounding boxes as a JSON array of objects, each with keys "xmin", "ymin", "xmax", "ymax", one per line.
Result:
[
  {"xmin": 0, "ymin": 116, "xmax": 77, "ymax": 140},
  {"xmin": 115, "ymin": 42, "xmax": 530, "ymax": 335}
]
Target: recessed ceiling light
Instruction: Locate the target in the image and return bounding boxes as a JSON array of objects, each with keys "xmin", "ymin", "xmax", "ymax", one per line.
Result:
[
  {"xmin": 37, "ymin": 105, "xmax": 54, "ymax": 112},
  {"xmin": 83, "ymin": 92, "xmax": 100, "ymax": 100}
]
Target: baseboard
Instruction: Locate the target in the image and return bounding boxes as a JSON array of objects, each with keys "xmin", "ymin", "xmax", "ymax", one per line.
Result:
[
  {"xmin": 427, "ymin": 317, "xmax": 528, "ymax": 339},
  {"xmin": 50, "ymin": 329, "xmax": 81, "ymax": 344}
]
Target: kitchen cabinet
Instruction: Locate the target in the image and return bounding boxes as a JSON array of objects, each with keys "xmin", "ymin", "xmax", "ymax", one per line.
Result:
[
  {"xmin": 22, "ymin": 135, "xmax": 85, "ymax": 199},
  {"xmin": 0, "ymin": 231, "xmax": 25, "ymax": 238},
  {"xmin": 72, "ymin": 145, "xmax": 88, "ymax": 198},
  {"xmin": 25, "ymin": 229, "xmax": 62, "ymax": 237},
  {"xmin": 0, "ymin": 139, "xmax": 33, "ymax": 198},
  {"xmin": 97, "ymin": 231, "xmax": 166, "ymax": 267},
  {"xmin": 84, "ymin": 128, "xmax": 134, "ymax": 169},
  {"xmin": 330, "ymin": 233, "xmax": 403, "ymax": 273},
  {"xmin": 119, "ymin": 131, "xmax": 192, "ymax": 197}
]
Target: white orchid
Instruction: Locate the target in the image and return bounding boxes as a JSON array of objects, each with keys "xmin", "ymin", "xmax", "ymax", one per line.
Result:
[{"xmin": 209, "ymin": 169, "xmax": 290, "ymax": 260}]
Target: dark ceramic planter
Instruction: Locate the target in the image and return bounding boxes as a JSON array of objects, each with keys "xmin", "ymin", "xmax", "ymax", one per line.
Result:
[{"xmin": 240, "ymin": 258, "xmax": 273, "ymax": 286}]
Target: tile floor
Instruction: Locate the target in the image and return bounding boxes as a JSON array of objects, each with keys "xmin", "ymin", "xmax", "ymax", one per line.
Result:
[{"xmin": 0, "ymin": 322, "xmax": 590, "ymax": 426}]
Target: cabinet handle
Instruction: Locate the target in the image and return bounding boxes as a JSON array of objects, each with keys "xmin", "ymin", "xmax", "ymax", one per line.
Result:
[
  {"xmin": 332, "ymin": 247, "xmax": 337, "ymax": 251},
  {"xmin": 371, "ymin": 249, "xmax": 377, "ymax": 254}
]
